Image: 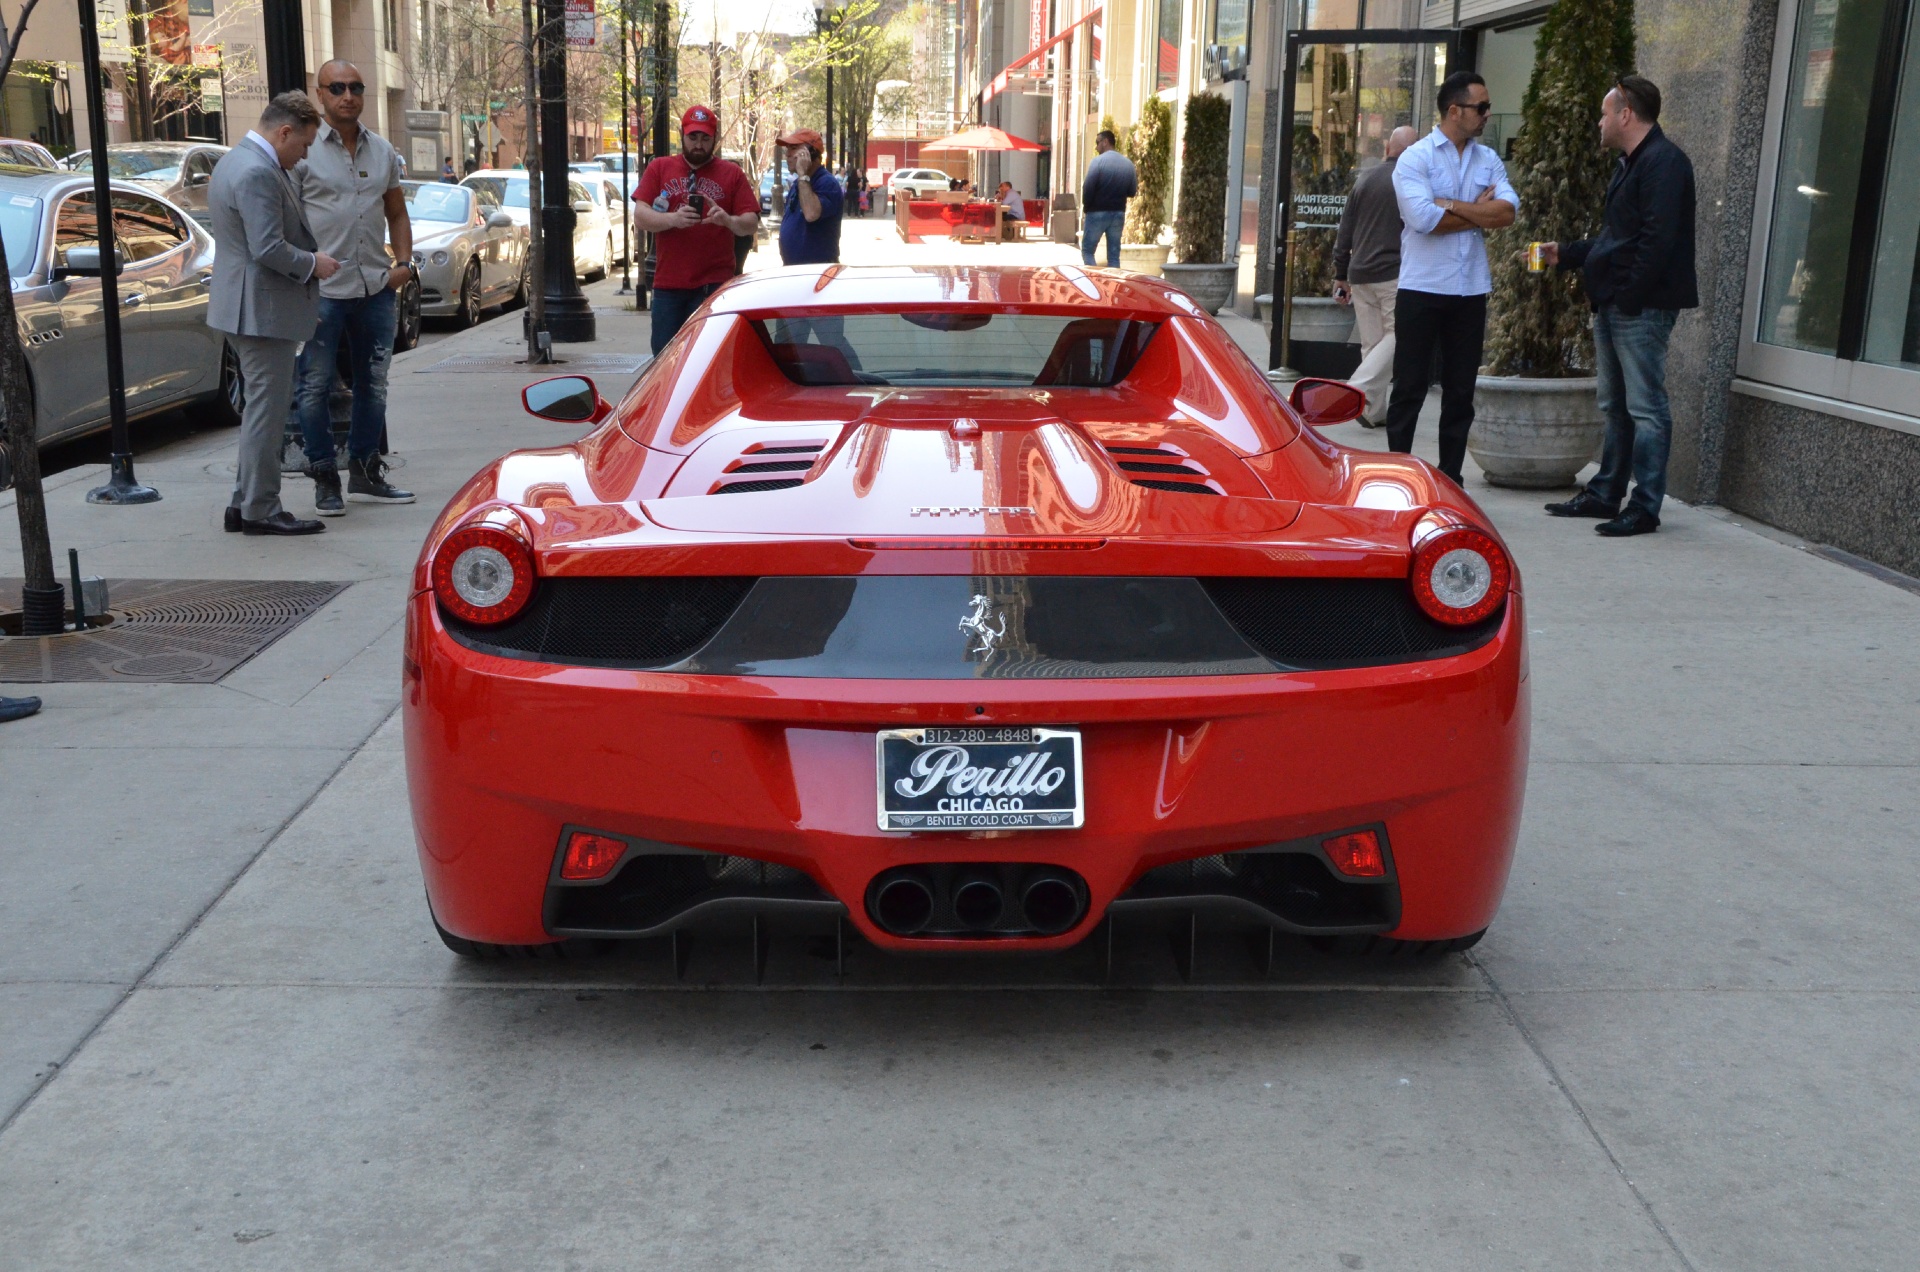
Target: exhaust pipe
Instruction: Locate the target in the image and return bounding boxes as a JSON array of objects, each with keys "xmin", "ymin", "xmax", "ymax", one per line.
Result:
[
  {"xmin": 870, "ymin": 869, "xmax": 936, "ymax": 935},
  {"xmin": 1021, "ymin": 870, "xmax": 1086, "ymax": 935},
  {"xmin": 951, "ymin": 872, "xmax": 1005, "ymax": 931}
]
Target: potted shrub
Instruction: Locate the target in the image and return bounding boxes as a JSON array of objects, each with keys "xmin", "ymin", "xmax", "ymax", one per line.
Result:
[
  {"xmin": 1471, "ymin": 0, "xmax": 1635, "ymax": 488},
  {"xmin": 1161, "ymin": 92, "xmax": 1237, "ymax": 313},
  {"xmin": 1120, "ymin": 97, "xmax": 1173, "ymax": 274}
]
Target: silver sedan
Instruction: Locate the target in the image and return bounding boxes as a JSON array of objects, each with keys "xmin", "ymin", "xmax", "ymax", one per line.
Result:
[
  {"xmin": 68, "ymin": 142, "xmax": 228, "ymax": 227},
  {"xmin": 4, "ymin": 168, "xmax": 234, "ymax": 447},
  {"xmin": 404, "ymin": 180, "xmax": 527, "ymax": 327}
]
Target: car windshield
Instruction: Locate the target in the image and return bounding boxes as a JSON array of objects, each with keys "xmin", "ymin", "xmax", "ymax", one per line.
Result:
[
  {"xmin": 0, "ymin": 143, "xmax": 51, "ymax": 168},
  {"xmin": 71, "ymin": 148, "xmax": 184, "ymax": 180},
  {"xmin": 751, "ymin": 313, "xmax": 1160, "ymax": 388},
  {"xmin": 1, "ymin": 195, "xmax": 40, "ymax": 277},
  {"xmin": 403, "ymin": 181, "xmax": 471, "ymax": 224},
  {"xmin": 464, "ymin": 177, "xmax": 529, "ymax": 208}
]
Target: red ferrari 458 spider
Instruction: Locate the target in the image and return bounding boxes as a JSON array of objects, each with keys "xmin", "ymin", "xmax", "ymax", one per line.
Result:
[{"xmin": 404, "ymin": 265, "xmax": 1528, "ymax": 962}]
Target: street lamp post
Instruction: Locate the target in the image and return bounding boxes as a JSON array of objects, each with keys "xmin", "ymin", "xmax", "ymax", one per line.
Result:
[
  {"xmin": 815, "ymin": 2, "xmax": 833, "ymax": 167},
  {"xmin": 617, "ymin": 0, "xmax": 632, "ymax": 296},
  {"xmin": 535, "ymin": 0, "xmax": 593, "ymax": 342},
  {"xmin": 78, "ymin": 0, "xmax": 158, "ymax": 506}
]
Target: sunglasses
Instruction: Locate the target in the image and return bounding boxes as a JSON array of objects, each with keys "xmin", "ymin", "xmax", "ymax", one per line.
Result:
[{"xmin": 321, "ymin": 81, "xmax": 366, "ymax": 97}]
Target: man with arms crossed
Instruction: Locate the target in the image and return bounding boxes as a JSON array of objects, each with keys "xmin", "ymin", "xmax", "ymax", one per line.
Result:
[
  {"xmin": 209, "ymin": 92, "xmax": 338, "ymax": 536},
  {"xmin": 632, "ymin": 105, "xmax": 759, "ymax": 356},
  {"xmin": 1332, "ymin": 125, "xmax": 1416, "ymax": 426},
  {"xmin": 1386, "ymin": 72, "xmax": 1517, "ymax": 483},
  {"xmin": 1540, "ymin": 75, "xmax": 1697, "ymax": 537},
  {"xmin": 293, "ymin": 58, "xmax": 416, "ymax": 517}
]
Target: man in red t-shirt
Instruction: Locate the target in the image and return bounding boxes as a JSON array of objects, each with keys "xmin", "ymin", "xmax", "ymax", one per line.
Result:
[{"xmin": 634, "ymin": 104, "xmax": 760, "ymax": 355}]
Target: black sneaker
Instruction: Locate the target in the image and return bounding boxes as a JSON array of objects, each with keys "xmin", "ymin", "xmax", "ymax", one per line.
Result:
[
  {"xmin": 1544, "ymin": 491, "xmax": 1619, "ymax": 518},
  {"xmin": 347, "ymin": 455, "xmax": 416, "ymax": 505},
  {"xmin": 309, "ymin": 459, "xmax": 346, "ymax": 517},
  {"xmin": 1595, "ymin": 506, "xmax": 1660, "ymax": 537}
]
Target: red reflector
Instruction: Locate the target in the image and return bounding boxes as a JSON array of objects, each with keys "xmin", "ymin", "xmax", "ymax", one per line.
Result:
[
  {"xmin": 1323, "ymin": 830, "xmax": 1386, "ymax": 878},
  {"xmin": 847, "ymin": 538, "xmax": 1106, "ymax": 551},
  {"xmin": 560, "ymin": 832, "xmax": 626, "ymax": 880}
]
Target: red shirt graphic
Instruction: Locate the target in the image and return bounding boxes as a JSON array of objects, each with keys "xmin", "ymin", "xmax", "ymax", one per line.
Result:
[{"xmin": 634, "ymin": 154, "xmax": 756, "ymax": 289}]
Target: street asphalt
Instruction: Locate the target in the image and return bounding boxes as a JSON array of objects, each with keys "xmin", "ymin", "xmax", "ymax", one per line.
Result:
[{"xmin": 1, "ymin": 224, "xmax": 1916, "ymax": 1269}]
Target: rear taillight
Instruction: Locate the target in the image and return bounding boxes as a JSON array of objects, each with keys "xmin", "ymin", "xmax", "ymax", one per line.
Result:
[
  {"xmin": 1323, "ymin": 830, "xmax": 1386, "ymax": 878},
  {"xmin": 1410, "ymin": 526, "xmax": 1510, "ymax": 626},
  {"xmin": 432, "ymin": 523, "xmax": 536, "ymax": 625},
  {"xmin": 560, "ymin": 831, "xmax": 626, "ymax": 880}
]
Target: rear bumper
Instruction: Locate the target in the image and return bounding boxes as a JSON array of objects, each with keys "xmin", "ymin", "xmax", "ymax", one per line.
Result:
[{"xmin": 403, "ymin": 591, "xmax": 1529, "ymax": 952}]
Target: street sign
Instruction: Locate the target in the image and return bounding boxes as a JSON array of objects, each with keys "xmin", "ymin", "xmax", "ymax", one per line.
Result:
[
  {"xmin": 200, "ymin": 76, "xmax": 222, "ymax": 113},
  {"xmin": 95, "ymin": 0, "xmax": 133, "ymax": 63},
  {"xmin": 566, "ymin": 0, "xmax": 595, "ymax": 47},
  {"xmin": 104, "ymin": 89, "xmax": 126, "ymax": 123}
]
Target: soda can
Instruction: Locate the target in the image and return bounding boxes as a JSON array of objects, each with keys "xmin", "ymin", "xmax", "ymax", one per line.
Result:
[{"xmin": 1526, "ymin": 242, "xmax": 1549, "ymax": 272}]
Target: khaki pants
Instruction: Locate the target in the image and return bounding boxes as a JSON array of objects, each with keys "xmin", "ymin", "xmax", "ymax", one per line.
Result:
[{"xmin": 1349, "ymin": 280, "xmax": 1397, "ymax": 425}]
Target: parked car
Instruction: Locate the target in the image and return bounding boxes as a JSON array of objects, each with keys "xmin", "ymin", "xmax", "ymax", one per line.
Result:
[
  {"xmin": 590, "ymin": 151, "xmax": 644, "ymax": 175},
  {"xmin": 887, "ymin": 167, "xmax": 955, "ymax": 204},
  {"xmin": 68, "ymin": 142, "xmax": 228, "ymax": 226},
  {"xmin": 459, "ymin": 169, "xmax": 613, "ymax": 280},
  {"xmin": 1, "ymin": 169, "xmax": 234, "ymax": 446},
  {"xmin": 0, "ymin": 137, "xmax": 58, "ymax": 169},
  {"xmin": 406, "ymin": 265, "xmax": 1527, "ymax": 962},
  {"xmin": 578, "ymin": 173, "xmax": 633, "ymax": 265},
  {"xmin": 404, "ymin": 179, "xmax": 527, "ymax": 328}
]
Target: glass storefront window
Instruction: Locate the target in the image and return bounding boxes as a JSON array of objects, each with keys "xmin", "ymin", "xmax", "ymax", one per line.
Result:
[
  {"xmin": 1862, "ymin": 7, "xmax": 1920, "ymax": 367},
  {"xmin": 1757, "ymin": 0, "xmax": 1897, "ymax": 355},
  {"xmin": 1157, "ymin": 0, "xmax": 1183, "ymax": 91}
]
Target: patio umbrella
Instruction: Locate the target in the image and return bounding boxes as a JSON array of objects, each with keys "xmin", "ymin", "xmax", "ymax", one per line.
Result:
[{"xmin": 918, "ymin": 126, "xmax": 1045, "ymax": 152}]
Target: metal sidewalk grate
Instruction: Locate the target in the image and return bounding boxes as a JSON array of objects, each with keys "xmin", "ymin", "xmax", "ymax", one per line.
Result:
[
  {"xmin": 414, "ymin": 352, "xmax": 649, "ymax": 374},
  {"xmin": 0, "ymin": 578, "xmax": 349, "ymax": 684}
]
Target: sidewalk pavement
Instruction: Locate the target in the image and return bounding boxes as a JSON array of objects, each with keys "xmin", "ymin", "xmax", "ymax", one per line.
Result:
[{"xmin": 2, "ymin": 253, "xmax": 1918, "ymax": 1269}]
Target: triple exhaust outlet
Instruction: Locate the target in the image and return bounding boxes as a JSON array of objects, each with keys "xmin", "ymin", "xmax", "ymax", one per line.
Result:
[{"xmin": 868, "ymin": 865, "xmax": 1088, "ymax": 937}]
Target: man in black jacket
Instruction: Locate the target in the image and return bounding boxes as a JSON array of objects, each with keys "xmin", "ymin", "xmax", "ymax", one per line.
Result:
[{"xmin": 1541, "ymin": 75, "xmax": 1697, "ymax": 536}]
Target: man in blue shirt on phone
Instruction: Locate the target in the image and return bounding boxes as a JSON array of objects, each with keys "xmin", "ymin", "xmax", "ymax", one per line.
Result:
[{"xmin": 777, "ymin": 127, "xmax": 842, "ymax": 267}]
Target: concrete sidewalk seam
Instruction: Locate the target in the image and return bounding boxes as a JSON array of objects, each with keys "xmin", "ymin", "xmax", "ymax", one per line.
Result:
[
  {"xmin": 118, "ymin": 980, "xmax": 1505, "ymax": 993},
  {"xmin": 1469, "ymin": 951, "xmax": 1701, "ymax": 1272},
  {"xmin": 285, "ymin": 612, "xmax": 405, "ymax": 710},
  {"xmin": 0, "ymin": 703, "xmax": 400, "ymax": 1142}
]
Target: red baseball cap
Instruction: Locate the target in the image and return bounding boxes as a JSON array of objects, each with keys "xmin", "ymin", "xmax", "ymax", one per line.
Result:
[
  {"xmin": 680, "ymin": 105, "xmax": 717, "ymax": 137},
  {"xmin": 776, "ymin": 128, "xmax": 824, "ymax": 151}
]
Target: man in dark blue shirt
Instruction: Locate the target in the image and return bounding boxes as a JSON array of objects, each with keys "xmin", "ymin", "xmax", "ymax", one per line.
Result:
[{"xmin": 777, "ymin": 128, "xmax": 843, "ymax": 266}]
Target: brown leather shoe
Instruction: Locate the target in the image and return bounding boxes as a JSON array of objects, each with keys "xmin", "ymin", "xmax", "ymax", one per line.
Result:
[{"xmin": 241, "ymin": 510, "xmax": 326, "ymax": 536}]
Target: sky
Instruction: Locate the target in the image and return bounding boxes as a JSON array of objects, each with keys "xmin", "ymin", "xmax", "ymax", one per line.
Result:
[{"xmin": 677, "ymin": 0, "xmax": 818, "ymax": 45}]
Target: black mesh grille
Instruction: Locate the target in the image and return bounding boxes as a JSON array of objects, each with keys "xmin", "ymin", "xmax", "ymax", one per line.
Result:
[
  {"xmin": 548, "ymin": 852, "xmax": 830, "ymax": 935},
  {"xmin": 754, "ymin": 444, "xmax": 825, "ymax": 454},
  {"xmin": 1105, "ymin": 445, "xmax": 1174, "ymax": 456},
  {"xmin": 1132, "ymin": 478, "xmax": 1221, "ymax": 495},
  {"xmin": 713, "ymin": 478, "xmax": 805, "ymax": 494},
  {"xmin": 1203, "ymin": 577, "xmax": 1500, "ymax": 668},
  {"xmin": 1118, "ymin": 461, "xmax": 1206, "ymax": 476},
  {"xmin": 1122, "ymin": 850, "xmax": 1394, "ymax": 930},
  {"xmin": 730, "ymin": 460, "xmax": 816, "ymax": 474},
  {"xmin": 442, "ymin": 577, "xmax": 755, "ymax": 666}
]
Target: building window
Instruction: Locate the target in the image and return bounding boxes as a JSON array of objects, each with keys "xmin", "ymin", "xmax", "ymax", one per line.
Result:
[
  {"xmin": 1157, "ymin": 0, "xmax": 1183, "ymax": 92},
  {"xmin": 1757, "ymin": 0, "xmax": 1919, "ymax": 368},
  {"xmin": 385, "ymin": 0, "xmax": 401, "ymax": 52}
]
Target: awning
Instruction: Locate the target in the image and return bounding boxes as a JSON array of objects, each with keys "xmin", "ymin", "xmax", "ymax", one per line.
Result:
[
  {"xmin": 980, "ymin": 7, "xmax": 1102, "ymax": 106},
  {"xmin": 919, "ymin": 126, "xmax": 1046, "ymax": 152}
]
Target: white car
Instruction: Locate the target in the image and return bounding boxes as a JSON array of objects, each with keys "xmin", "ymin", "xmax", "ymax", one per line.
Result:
[
  {"xmin": 578, "ymin": 174, "xmax": 635, "ymax": 265},
  {"xmin": 887, "ymin": 168, "xmax": 956, "ymax": 203},
  {"xmin": 459, "ymin": 169, "xmax": 614, "ymax": 280}
]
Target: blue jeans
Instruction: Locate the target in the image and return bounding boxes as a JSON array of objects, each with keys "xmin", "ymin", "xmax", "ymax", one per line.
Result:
[
  {"xmin": 1081, "ymin": 210, "xmax": 1124, "ymax": 267},
  {"xmin": 649, "ymin": 284, "xmax": 720, "ymax": 356},
  {"xmin": 1588, "ymin": 305, "xmax": 1678, "ymax": 517},
  {"xmin": 297, "ymin": 289, "xmax": 396, "ymax": 467}
]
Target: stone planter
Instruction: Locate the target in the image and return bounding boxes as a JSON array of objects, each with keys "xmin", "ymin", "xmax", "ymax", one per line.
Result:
[
  {"xmin": 1160, "ymin": 262, "xmax": 1239, "ymax": 314},
  {"xmin": 1466, "ymin": 375, "xmax": 1604, "ymax": 488},
  {"xmin": 1285, "ymin": 296, "xmax": 1357, "ymax": 345},
  {"xmin": 1119, "ymin": 243, "xmax": 1171, "ymax": 275}
]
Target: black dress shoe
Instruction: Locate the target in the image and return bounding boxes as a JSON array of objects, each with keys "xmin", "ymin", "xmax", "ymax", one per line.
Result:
[
  {"xmin": 1595, "ymin": 506, "xmax": 1660, "ymax": 537},
  {"xmin": 0, "ymin": 695, "xmax": 42, "ymax": 723},
  {"xmin": 1545, "ymin": 490, "xmax": 1619, "ymax": 518},
  {"xmin": 241, "ymin": 510, "xmax": 326, "ymax": 536},
  {"xmin": 224, "ymin": 505, "xmax": 243, "ymax": 532}
]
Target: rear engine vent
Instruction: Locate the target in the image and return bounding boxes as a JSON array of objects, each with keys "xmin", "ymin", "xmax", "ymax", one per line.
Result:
[
  {"xmin": 1202, "ymin": 577, "xmax": 1503, "ymax": 668},
  {"xmin": 441, "ymin": 577, "xmax": 756, "ymax": 667},
  {"xmin": 711, "ymin": 440, "xmax": 827, "ymax": 495},
  {"xmin": 1101, "ymin": 443, "xmax": 1222, "ymax": 496}
]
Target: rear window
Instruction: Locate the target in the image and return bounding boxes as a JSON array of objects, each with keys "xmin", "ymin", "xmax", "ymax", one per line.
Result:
[{"xmin": 750, "ymin": 312, "xmax": 1159, "ymax": 388}]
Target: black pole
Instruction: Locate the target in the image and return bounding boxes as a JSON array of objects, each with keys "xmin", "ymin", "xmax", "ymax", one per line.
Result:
[
  {"xmin": 536, "ymin": 0, "xmax": 594, "ymax": 342},
  {"xmin": 260, "ymin": 0, "xmax": 307, "ymax": 96},
  {"xmin": 617, "ymin": 0, "xmax": 632, "ymax": 295},
  {"xmin": 819, "ymin": 7, "xmax": 834, "ymax": 168},
  {"xmin": 78, "ymin": 0, "xmax": 158, "ymax": 505},
  {"xmin": 643, "ymin": 0, "xmax": 669, "ymax": 301}
]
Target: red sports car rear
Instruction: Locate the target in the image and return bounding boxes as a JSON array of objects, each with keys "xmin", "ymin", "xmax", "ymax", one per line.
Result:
[{"xmin": 403, "ymin": 265, "xmax": 1528, "ymax": 958}]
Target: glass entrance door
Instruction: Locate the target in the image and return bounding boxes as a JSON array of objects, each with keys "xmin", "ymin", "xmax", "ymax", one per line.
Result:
[{"xmin": 1271, "ymin": 33, "xmax": 1455, "ymax": 374}]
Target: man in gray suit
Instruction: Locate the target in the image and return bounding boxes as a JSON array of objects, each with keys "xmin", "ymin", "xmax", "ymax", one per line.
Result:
[{"xmin": 207, "ymin": 92, "xmax": 340, "ymax": 535}]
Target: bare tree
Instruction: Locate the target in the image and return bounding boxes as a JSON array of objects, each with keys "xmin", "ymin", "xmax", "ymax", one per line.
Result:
[{"xmin": 0, "ymin": 0, "xmax": 54, "ymax": 620}]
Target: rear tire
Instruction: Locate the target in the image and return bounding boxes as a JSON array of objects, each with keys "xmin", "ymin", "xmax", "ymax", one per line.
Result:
[
  {"xmin": 205, "ymin": 341, "xmax": 243, "ymax": 429},
  {"xmin": 432, "ymin": 913, "xmax": 611, "ymax": 960},
  {"xmin": 452, "ymin": 261, "xmax": 481, "ymax": 329},
  {"xmin": 392, "ymin": 279, "xmax": 422, "ymax": 351},
  {"xmin": 1307, "ymin": 930, "xmax": 1486, "ymax": 962}
]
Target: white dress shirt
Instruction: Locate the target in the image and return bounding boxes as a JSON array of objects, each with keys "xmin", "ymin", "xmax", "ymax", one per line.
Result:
[{"xmin": 1391, "ymin": 127, "xmax": 1519, "ymax": 296}]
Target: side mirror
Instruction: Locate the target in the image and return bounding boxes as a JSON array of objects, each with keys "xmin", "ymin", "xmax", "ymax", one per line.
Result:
[
  {"xmin": 571, "ymin": 199, "xmax": 595, "ymax": 214},
  {"xmin": 485, "ymin": 210, "xmax": 514, "ymax": 229},
  {"xmin": 1288, "ymin": 377, "xmax": 1368, "ymax": 427},
  {"xmin": 57, "ymin": 245, "xmax": 125, "ymax": 277},
  {"xmin": 522, "ymin": 375, "xmax": 610, "ymax": 423},
  {"xmin": 186, "ymin": 171, "xmax": 210, "ymax": 187}
]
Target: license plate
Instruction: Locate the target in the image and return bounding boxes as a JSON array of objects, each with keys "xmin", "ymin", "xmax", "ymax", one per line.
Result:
[{"xmin": 876, "ymin": 726, "xmax": 1084, "ymax": 831}]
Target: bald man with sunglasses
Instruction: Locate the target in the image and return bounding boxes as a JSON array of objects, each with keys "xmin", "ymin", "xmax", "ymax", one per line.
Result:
[{"xmin": 290, "ymin": 58, "xmax": 415, "ymax": 516}]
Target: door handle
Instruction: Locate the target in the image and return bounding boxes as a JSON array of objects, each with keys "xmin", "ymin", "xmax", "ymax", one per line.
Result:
[
  {"xmin": 197, "ymin": 271, "xmax": 214, "ymax": 283},
  {"xmin": 121, "ymin": 293, "xmax": 143, "ymax": 307}
]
